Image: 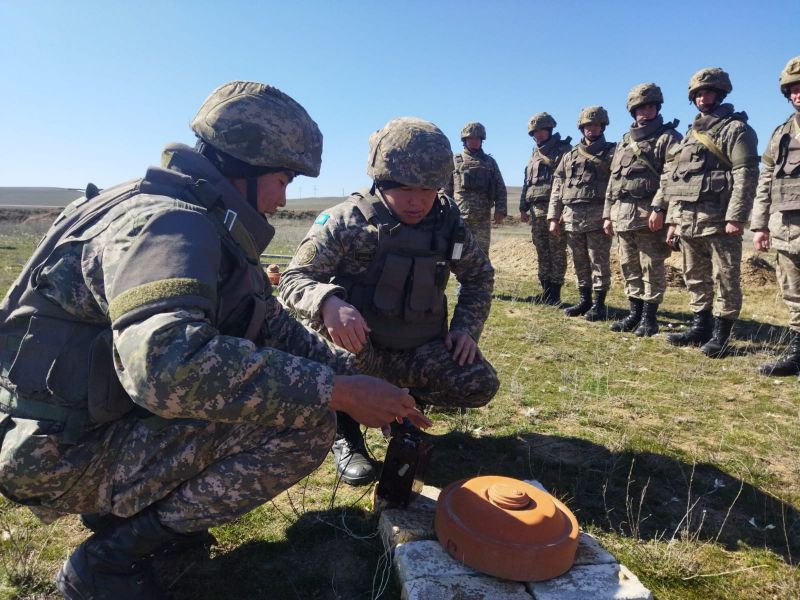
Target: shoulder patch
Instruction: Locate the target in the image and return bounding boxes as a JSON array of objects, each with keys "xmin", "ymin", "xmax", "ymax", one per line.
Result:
[
  {"xmin": 294, "ymin": 241, "xmax": 317, "ymax": 266},
  {"xmin": 314, "ymin": 212, "xmax": 330, "ymax": 225}
]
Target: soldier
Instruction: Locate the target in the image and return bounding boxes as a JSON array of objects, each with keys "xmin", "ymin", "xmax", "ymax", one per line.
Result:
[
  {"xmin": 548, "ymin": 106, "xmax": 616, "ymax": 321},
  {"xmin": 752, "ymin": 56, "xmax": 800, "ymax": 376},
  {"xmin": 663, "ymin": 68, "xmax": 759, "ymax": 357},
  {"xmin": 444, "ymin": 122, "xmax": 507, "ymax": 257},
  {"xmin": 603, "ymin": 84, "xmax": 682, "ymax": 336},
  {"xmin": 280, "ymin": 117, "xmax": 499, "ymax": 486},
  {"xmin": 0, "ymin": 82, "xmax": 427, "ymax": 600},
  {"xmin": 519, "ymin": 113, "xmax": 572, "ymax": 305}
]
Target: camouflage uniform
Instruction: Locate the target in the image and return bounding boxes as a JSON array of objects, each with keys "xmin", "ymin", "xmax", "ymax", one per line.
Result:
[
  {"xmin": 0, "ymin": 86, "xmax": 347, "ymax": 533},
  {"xmin": 279, "ymin": 190, "xmax": 499, "ymax": 409},
  {"xmin": 520, "ymin": 132, "xmax": 571, "ymax": 286},
  {"xmin": 605, "ymin": 114, "xmax": 682, "ymax": 304},
  {"xmin": 445, "ymin": 145, "xmax": 507, "ymax": 256},
  {"xmin": 663, "ymin": 103, "xmax": 759, "ymax": 319}
]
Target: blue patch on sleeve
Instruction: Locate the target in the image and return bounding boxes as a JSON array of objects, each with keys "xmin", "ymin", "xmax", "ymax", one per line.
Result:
[{"xmin": 314, "ymin": 213, "xmax": 330, "ymax": 225}]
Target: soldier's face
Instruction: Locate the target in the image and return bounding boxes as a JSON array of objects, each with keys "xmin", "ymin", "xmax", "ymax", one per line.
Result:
[
  {"xmin": 464, "ymin": 137, "xmax": 482, "ymax": 151},
  {"xmin": 256, "ymin": 171, "xmax": 292, "ymax": 215},
  {"xmin": 532, "ymin": 129, "xmax": 551, "ymax": 145},
  {"xmin": 694, "ymin": 88, "xmax": 718, "ymax": 113},
  {"xmin": 382, "ymin": 186, "xmax": 438, "ymax": 225},
  {"xmin": 790, "ymin": 83, "xmax": 800, "ymax": 111},
  {"xmin": 581, "ymin": 123, "xmax": 602, "ymax": 141},
  {"xmin": 634, "ymin": 103, "xmax": 659, "ymax": 125}
]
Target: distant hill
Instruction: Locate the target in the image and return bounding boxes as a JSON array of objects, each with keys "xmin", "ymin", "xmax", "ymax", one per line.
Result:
[{"xmin": 0, "ymin": 187, "xmax": 84, "ymax": 208}]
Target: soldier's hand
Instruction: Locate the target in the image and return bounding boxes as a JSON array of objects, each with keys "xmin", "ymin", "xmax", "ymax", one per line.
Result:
[
  {"xmin": 330, "ymin": 375, "xmax": 432, "ymax": 429},
  {"xmin": 753, "ymin": 230, "xmax": 771, "ymax": 252},
  {"xmin": 322, "ymin": 295, "xmax": 370, "ymax": 354},
  {"xmin": 444, "ymin": 330, "xmax": 479, "ymax": 366},
  {"xmin": 666, "ymin": 224, "xmax": 677, "ymax": 249},
  {"xmin": 602, "ymin": 219, "xmax": 614, "ymax": 236},
  {"xmin": 493, "ymin": 212, "xmax": 506, "ymax": 225},
  {"xmin": 648, "ymin": 211, "xmax": 665, "ymax": 232},
  {"xmin": 725, "ymin": 221, "xmax": 744, "ymax": 236},
  {"xmin": 549, "ymin": 219, "xmax": 561, "ymax": 236},
  {"xmin": 519, "ymin": 211, "xmax": 530, "ymax": 224}
]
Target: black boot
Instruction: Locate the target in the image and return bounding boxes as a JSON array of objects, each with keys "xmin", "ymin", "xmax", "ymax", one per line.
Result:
[
  {"xmin": 584, "ymin": 290, "xmax": 608, "ymax": 322},
  {"xmin": 700, "ymin": 317, "xmax": 735, "ymax": 358},
  {"xmin": 80, "ymin": 513, "xmax": 215, "ymax": 556},
  {"xmin": 545, "ymin": 281, "xmax": 562, "ymax": 306},
  {"xmin": 666, "ymin": 309, "xmax": 713, "ymax": 347},
  {"xmin": 57, "ymin": 510, "xmax": 176, "ymax": 599},
  {"xmin": 758, "ymin": 331, "xmax": 800, "ymax": 376},
  {"xmin": 532, "ymin": 277, "xmax": 550, "ymax": 304},
  {"xmin": 610, "ymin": 298, "xmax": 643, "ymax": 332},
  {"xmin": 332, "ymin": 412, "xmax": 376, "ymax": 486},
  {"xmin": 634, "ymin": 302, "xmax": 659, "ymax": 337},
  {"xmin": 564, "ymin": 286, "xmax": 592, "ymax": 317}
]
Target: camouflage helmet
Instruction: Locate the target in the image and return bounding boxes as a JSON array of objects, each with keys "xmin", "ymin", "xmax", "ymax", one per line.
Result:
[
  {"xmin": 460, "ymin": 122, "xmax": 487, "ymax": 140},
  {"xmin": 779, "ymin": 56, "xmax": 800, "ymax": 98},
  {"xmin": 688, "ymin": 67, "xmax": 732, "ymax": 101},
  {"xmin": 527, "ymin": 112, "xmax": 557, "ymax": 135},
  {"xmin": 191, "ymin": 81, "xmax": 323, "ymax": 177},
  {"xmin": 626, "ymin": 83, "xmax": 664, "ymax": 113},
  {"xmin": 577, "ymin": 106, "xmax": 610, "ymax": 128},
  {"xmin": 367, "ymin": 117, "xmax": 453, "ymax": 189}
]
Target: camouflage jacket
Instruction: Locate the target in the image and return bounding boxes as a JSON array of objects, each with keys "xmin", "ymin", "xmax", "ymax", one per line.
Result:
[
  {"xmin": 603, "ymin": 116, "xmax": 682, "ymax": 232},
  {"xmin": 547, "ymin": 136, "xmax": 616, "ymax": 233},
  {"xmin": 519, "ymin": 133, "xmax": 572, "ymax": 216},
  {"xmin": 751, "ymin": 112, "xmax": 800, "ymax": 253},
  {"xmin": 663, "ymin": 103, "xmax": 759, "ymax": 237},
  {"xmin": 278, "ymin": 190, "xmax": 494, "ymax": 343},
  {"xmin": 444, "ymin": 149, "xmax": 507, "ymax": 219},
  {"xmin": 0, "ymin": 145, "xmax": 351, "ymax": 500}
]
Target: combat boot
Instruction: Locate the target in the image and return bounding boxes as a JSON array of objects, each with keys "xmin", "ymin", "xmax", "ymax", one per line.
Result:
[
  {"xmin": 758, "ymin": 331, "xmax": 800, "ymax": 376},
  {"xmin": 57, "ymin": 509, "xmax": 178, "ymax": 600},
  {"xmin": 665, "ymin": 309, "xmax": 713, "ymax": 347},
  {"xmin": 610, "ymin": 297, "xmax": 643, "ymax": 332},
  {"xmin": 634, "ymin": 302, "xmax": 660, "ymax": 337},
  {"xmin": 80, "ymin": 513, "xmax": 215, "ymax": 556},
  {"xmin": 332, "ymin": 412, "xmax": 375, "ymax": 486},
  {"xmin": 584, "ymin": 290, "xmax": 608, "ymax": 322},
  {"xmin": 545, "ymin": 281, "xmax": 562, "ymax": 306},
  {"xmin": 700, "ymin": 317, "xmax": 735, "ymax": 358},
  {"xmin": 531, "ymin": 277, "xmax": 550, "ymax": 304},
  {"xmin": 564, "ymin": 286, "xmax": 592, "ymax": 317}
]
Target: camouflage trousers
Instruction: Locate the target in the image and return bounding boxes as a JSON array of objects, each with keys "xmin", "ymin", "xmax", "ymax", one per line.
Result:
[
  {"xmin": 776, "ymin": 250, "xmax": 800, "ymax": 332},
  {"xmin": 566, "ymin": 230, "xmax": 612, "ymax": 291},
  {"xmin": 0, "ymin": 410, "xmax": 335, "ymax": 532},
  {"xmin": 464, "ymin": 214, "xmax": 492, "ymax": 259},
  {"xmin": 531, "ymin": 212, "xmax": 567, "ymax": 284},
  {"xmin": 354, "ymin": 338, "xmax": 499, "ymax": 408},
  {"xmin": 680, "ymin": 233, "xmax": 743, "ymax": 319},
  {"xmin": 616, "ymin": 227, "xmax": 671, "ymax": 303}
]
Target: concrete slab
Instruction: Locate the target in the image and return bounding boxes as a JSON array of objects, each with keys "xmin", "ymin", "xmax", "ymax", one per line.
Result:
[
  {"xmin": 402, "ymin": 575, "xmax": 532, "ymax": 600},
  {"xmin": 395, "ymin": 540, "xmax": 480, "ymax": 581},
  {"xmin": 379, "ymin": 485, "xmax": 440, "ymax": 550},
  {"xmin": 528, "ymin": 563, "xmax": 653, "ymax": 600},
  {"xmin": 573, "ymin": 533, "xmax": 617, "ymax": 565}
]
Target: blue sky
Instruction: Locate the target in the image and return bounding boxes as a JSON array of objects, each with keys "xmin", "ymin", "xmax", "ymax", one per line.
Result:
[{"xmin": 2, "ymin": 0, "xmax": 798, "ymax": 201}]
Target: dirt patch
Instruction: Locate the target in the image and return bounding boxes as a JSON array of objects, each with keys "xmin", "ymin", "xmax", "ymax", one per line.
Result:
[{"xmin": 0, "ymin": 207, "xmax": 60, "ymax": 224}]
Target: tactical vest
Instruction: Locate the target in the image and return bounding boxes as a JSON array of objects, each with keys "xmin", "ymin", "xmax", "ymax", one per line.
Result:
[
  {"xmin": 334, "ymin": 193, "xmax": 463, "ymax": 350},
  {"xmin": 0, "ymin": 168, "xmax": 267, "ymax": 442},
  {"xmin": 453, "ymin": 152, "xmax": 494, "ymax": 195},
  {"xmin": 524, "ymin": 135, "xmax": 571, "ymax": 202},
  {"xmin": 561, "ymin": 141, "xmax": 614, "ymax": 204},
  {"xmin": 770, "ymin": 117, "xmax": 800, "ymax": 213},
  {"xmin": 664, "ymin": 114, "xmax": 744, "ymax": 204},
  {"xmin": 609, "ymin": 123, "xmax": 675, "ymax": 201}
]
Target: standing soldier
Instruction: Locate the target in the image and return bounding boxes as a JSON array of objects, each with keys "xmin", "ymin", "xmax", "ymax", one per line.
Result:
[
  {"xmin": 519, "ymin": 113, "xmax": 572, "ymax": 305},
  {"xmin": 444, "ymin": 122, "xmax": 507, "ymax": 257},
  {"xmin": 752, "ymin": 56, "xmax": 800, "ymax": 376},
  {"xmin": 663, "ymin": 68, "xmax": 759, "ymax": 357},
  {"xmin": 548, "ymin": 106, "xmax": 616, "ymax": 321},
  {"xmin": 603, "ymin": 84, "xmax": 682, "ymax": 336},
  {"xmin": 280, "ymin": 117, "xmax": 499, "ymax": 486}
]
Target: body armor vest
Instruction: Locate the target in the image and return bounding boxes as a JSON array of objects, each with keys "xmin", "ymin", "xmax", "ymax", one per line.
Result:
[
  {"xmin": 0, "ymin": 168, "xmax": 266, "ymax": 441},
  {"xmin": 334, "ymin": 193, "xmax": 463, "ymax": 351},
  {"xmin": 561, "ymin": 140, "xmax": 614, "ymax": 204},
  {"xmin": 664, "ymin": 113, "xmax": 745, "ymax": 204},
  {"xmin": 609, "ymin": 120, "xmax": 676, "ymax": 201},
  {"xmin": 524, "ymin": 135, "xmax": 571, "ymax": 202},
  {"xmin": 770, "ymin": 117, "xmax": 800, "ymax": 213},
  {"xmin": 453, "ymin": 151, "xmax": 493, "ymax": 195}
]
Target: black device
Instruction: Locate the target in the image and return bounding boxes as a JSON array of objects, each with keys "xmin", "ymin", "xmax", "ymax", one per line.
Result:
[{"xmin": 375, "ymin": 422, "xmax": 432, "ymax": 508}]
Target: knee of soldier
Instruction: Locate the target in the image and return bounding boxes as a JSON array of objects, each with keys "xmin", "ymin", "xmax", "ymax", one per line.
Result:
[{"xmin": 460, "ymin": 360, "xmax": 500, "ymax": 408}]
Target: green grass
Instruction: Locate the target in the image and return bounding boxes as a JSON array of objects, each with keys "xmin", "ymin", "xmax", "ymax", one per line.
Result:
[{"xmin": 0, "ymin": 211, "xmax": 798, "ymax": 599}]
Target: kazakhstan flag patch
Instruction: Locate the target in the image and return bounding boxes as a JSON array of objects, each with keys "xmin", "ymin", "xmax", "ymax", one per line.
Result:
[{"xmin": 314, "ymin": 213, "xmax": 330, "ymax": 225}]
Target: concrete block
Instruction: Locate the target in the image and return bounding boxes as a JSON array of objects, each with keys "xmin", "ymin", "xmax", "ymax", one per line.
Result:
[
  {"xmin": 379, "ymin": 485, "xmax": 440, "ymax": 550},
  {"xmin": 573, "ymin": 532, "xmax": 617, "ymax": 565},
  {"xmin": 528, "ymin": 563, "xmax": 652, "ymax": 600},
  {"xmin": 395, "ymin": 540, "xmax": 480, "ymax": 581},
  {"xmin": 402, "ymin": 575, "xmax": 532, "ymax": 600}
]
